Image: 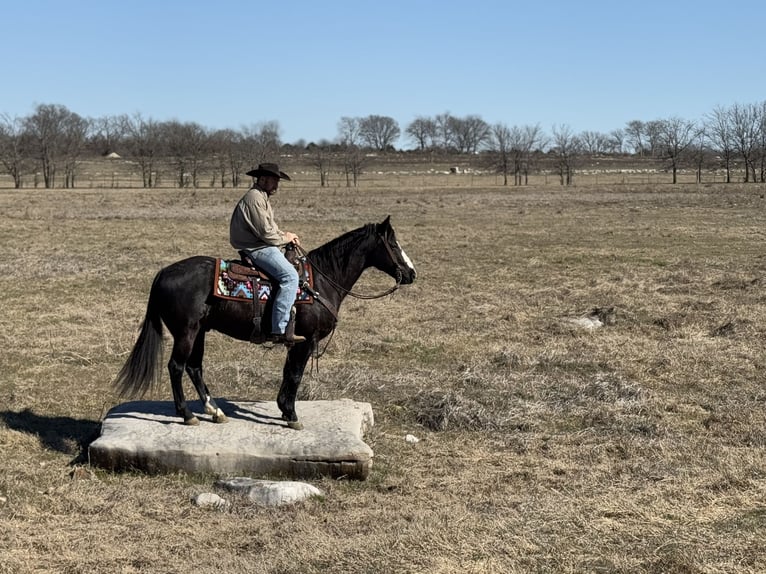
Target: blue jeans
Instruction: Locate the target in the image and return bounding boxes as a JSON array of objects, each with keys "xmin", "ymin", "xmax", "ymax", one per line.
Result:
[{"xmin": 245, "ymin": 246, "xmax": 299, "ymax": 334}]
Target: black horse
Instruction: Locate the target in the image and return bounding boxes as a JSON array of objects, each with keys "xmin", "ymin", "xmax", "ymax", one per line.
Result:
[{"xmin": 114, "ymin": 216, "xmax": 416, "ymax": 429}]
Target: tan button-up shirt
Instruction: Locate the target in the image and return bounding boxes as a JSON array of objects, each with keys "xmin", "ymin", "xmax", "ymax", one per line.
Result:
[{"xmin": 229, "ymin": 187, "xmax": 287, "ymax": 251}]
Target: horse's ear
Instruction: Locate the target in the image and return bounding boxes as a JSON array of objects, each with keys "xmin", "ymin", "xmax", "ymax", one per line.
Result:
[{"xmin": 376, "ymin": 216, "xmax": 392, "ymax": 236}]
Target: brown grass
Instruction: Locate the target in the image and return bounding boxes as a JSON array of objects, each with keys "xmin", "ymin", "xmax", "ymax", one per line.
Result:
[{"xmin": 1, "ymin": 176, "xmax": 766, "ymax": 573}]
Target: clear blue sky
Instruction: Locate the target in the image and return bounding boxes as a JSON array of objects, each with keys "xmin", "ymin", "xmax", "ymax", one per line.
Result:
[{"xmin": 2, "ymin": 0, "xmax": 764, "ymax": 147}]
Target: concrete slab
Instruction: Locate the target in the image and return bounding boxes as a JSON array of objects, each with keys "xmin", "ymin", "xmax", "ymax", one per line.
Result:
[{"xmin": 89, "ymin": 399, "xmax": 374, "ymax": 480}]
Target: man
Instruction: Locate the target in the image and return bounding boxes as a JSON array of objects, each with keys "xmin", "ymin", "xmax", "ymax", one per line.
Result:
[{"xmin": 229, "ymin": 163, "xmax": 306, "ymax": 345}]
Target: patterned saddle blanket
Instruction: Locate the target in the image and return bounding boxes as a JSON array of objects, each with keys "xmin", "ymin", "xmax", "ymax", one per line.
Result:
[{"xmin": 213, "ymin": 258, "xmax": 314, "ymax": 304}]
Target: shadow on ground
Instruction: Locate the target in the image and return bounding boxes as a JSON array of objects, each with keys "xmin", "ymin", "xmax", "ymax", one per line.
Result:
[{"xmin": 0, "ymin": 408, "xmax": 101, "ymax": 464}]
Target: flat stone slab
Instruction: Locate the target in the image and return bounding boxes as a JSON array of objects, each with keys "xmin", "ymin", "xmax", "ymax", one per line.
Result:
[{"xmin": 89, "ymin": 399, "xmax": 374, "ymax": 480}]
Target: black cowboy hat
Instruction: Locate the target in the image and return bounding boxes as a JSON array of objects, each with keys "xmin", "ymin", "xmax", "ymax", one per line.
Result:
[{"xmin": 246, "ymin": 163, "xmax": 291, "ymax": 181}]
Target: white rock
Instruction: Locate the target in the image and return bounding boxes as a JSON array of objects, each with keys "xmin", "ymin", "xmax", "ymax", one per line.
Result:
[
  {"xmin": 193, "ymin": 492, "xmax": 229, "ymax": 510},
  {"xmin": 216, "ymin": 477, "xmax": 323, "ymax": 507},
  {"xmin": 405, "ymin": 434, "xmax": 420, "ymax": 444},
  {"xmin": 568, "ymin": 316, "xmax": 603, "ymax": 330}
]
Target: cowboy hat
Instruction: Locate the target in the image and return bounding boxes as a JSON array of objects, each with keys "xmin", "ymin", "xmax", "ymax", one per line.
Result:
[{"xmin": 245, "ymin": 163, "xmax": 291, "ymax": 181}]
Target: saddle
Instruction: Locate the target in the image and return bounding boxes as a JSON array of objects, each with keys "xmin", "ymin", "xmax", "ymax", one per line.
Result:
[
  {"xmin": 213, "ymin": 246, "xmax": 314, "ymax": 344},
  {"xmin": 226, "ymin": 259, "xmax": 271, "ymax": 282}
]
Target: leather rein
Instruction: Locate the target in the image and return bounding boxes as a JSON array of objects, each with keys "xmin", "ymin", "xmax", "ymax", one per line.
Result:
[
  {"xmin": 294, "ymin": 236, "xmax": 403, "ymax": 304},
  {"xmin": 293, "ymin": 236, "xmax": 404, "ymax": 365}
]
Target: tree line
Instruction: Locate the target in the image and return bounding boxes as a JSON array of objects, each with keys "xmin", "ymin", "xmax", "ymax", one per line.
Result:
[{"xmin": 2, "ymin": 101, "xmax": 766, "ymax": 188}]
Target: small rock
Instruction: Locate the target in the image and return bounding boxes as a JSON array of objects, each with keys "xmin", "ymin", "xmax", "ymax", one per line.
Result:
[
  {"xmin": 0, "ymin": 495, "xmax": 7, "ymax": 506},
  {"xmin": 568, "ymin": 306, "xmax": 616, "ymax": 330},
  {"xmin": 569, "ymin": 316, "xmax": 603, "ymax": 330},
  {"xmin": 70, "ymin": 467, "xmax": 94, "ymax": 481},
  {"xmin": 216, "ymin": 477, "xmax": 323, "ymax": 507},
  {"xmin": 193, "ymin": 492, "xmax": 230, "ymax": 510},
  {"xmin": 405, "ymin": 434, "xmax": 420, "ymax": 444}
]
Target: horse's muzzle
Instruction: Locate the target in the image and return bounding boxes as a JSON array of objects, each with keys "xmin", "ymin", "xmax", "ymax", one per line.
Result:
[{"xmin": 398, "ymin": 266, "xmax": 416, "ymax": 285}]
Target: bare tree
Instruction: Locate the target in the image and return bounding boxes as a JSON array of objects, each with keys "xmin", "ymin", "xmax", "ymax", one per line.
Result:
[
  {"xmin": 359, "ymin": 115, "xmax": 400, "ymax": 150},
  {"xmin": 625, "ymin": 120, "xmax": 647, "ymax": 156},
  {"xmin": 688, "ymin": 126, "xmax": 709, "ymax": 183},
  {"xmin": 338, "ymin": 117, "xmax": 366, "ymax": 187},
  {"xmin": 209, "ymin": 128, "xmax": 243, "ymax": 187},
  {"xmin": 608, "ymin": 129, "xmax": 625, "ymax": 154},
  {"xmin": 235, "ymin": 121, "xmax": 283, "ymax": 187},
  {"xmin": 185, "ymin": 122, "xmax": 210, "ymax": 188},
  {"xmin": 728, "ymin": 102, "xmax": 760, "ymax": 182},
  {"xmin": 758, "ymin": 101, "xmax": 766, "ymax": 183},
  {"xmin": 89, "ymin": 114, "xmax": 126, "ymax": 156},
  {"xmin": 405, "ymin": 116, "xmax": 437, "ymax": 151},
  {"xmin": 517, "ymin": 124, "xmax": 545, "ymax": 185},
  {"xmin": 161, "ymin": 121, "xmax": 210, "ymax": 188},
  {"xmin": 434, "ymin": 112, "xmax": 455, "ymax": 150},
  {"xmin": 23, "ymin": 103, "xmax": 78, "ymax": 188},
  {"xmin": 309, "ymin": 141, "xmax": 333, "ymax": 187},
  {"xmin": 488, "ymin": 123, "xmax": 544, "ymax": 186},
  {"xmin": 657, "ymin": 117, "xmax": 700, "ymax": 184},
  {"xmin": 488, "ymin": 122, "xmax": 513, "ymax": 185},
  {"xmin": 706, "ymin": 105, "xmax": 736, "ymax": 183},
  {"xmin": 0, "ymin": 114, "xmax": 31, "ymax": 188},
  {"xmin": 644, "ymin": 120, "xmax": 665, "ymax": 158},
  {"xmin": 551, "ymin": 124, "xmax": 580, "ymax": 185},
  {"xmin": 61, "ymin": 112, "xmax": 90, "ymax": 188},
  {"xmin": 121, "ymin": 113, "xmax": 161, "ymax": 187},
  {"xmin": 241, "ymin": 121, "xmax": 281, "ymax": 167},
  {"xmin": 579, "ymin": 131, "xmax": 610, "ymax": 155},
  {"xmin": 450, "ymin": 115, "xmax": 490, "ymax": 154}
]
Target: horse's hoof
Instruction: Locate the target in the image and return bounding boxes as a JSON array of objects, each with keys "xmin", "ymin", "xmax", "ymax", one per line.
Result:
[
  {"xmin": 213, "ymin": 413, "xmax": 228, "ymax": 424},
  {"xmin": 286, "ymin": 420, "xmax": 304, "ymax": 430},
  {"xmin": 185, "ymin": 416, "xmax": 200, "ymax": 426}
]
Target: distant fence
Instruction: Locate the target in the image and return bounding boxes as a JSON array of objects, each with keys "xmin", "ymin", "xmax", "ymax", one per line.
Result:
[{"xmin": 0, "ymin": 167, "xmax": 760, "ymax": 190}]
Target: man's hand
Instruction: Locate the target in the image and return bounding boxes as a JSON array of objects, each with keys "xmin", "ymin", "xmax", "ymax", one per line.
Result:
[{"xmin": 284, "ymin": 232, "xmax": 301, "ymax": 246}]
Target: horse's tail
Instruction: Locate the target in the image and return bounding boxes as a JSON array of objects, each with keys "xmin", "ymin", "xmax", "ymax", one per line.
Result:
[{"xmin": 114, "ymin": 274, "xmax": 164, "ymax": 398}]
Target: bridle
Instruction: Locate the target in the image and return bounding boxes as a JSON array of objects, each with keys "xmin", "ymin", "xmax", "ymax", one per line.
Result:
[
  {"xmin": 293, "ymin": 234, "xmax": 405, "ymax": 367},
  {"xmin": 293, "ymin": 234, "xmax": 403, "ymax": 302}
]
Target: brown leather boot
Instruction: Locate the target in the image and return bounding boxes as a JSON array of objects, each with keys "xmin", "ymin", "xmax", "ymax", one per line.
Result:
[{"xmin": 268, "ymin": 333, "xmax": 307, "ymax": 346}]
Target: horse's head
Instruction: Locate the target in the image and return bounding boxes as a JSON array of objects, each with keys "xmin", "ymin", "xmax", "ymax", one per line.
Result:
[{"xmin": 371, "ymin": 216, "xmax": 417, "ymax": 285}]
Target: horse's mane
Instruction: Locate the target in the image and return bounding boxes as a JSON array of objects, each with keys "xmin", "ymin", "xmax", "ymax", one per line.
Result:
[{"xmin": 307, "ymin": 223, "xmax": 376, "ymax": 275}]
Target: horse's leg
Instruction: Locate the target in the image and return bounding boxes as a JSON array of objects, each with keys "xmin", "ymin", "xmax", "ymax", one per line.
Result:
[
  {"xmin": 277, "ymin": 341, "xmax": 313, "ymax": 430},
  {"xmin": 185, "ymin": 331, "xmax": 228, "ymax": 423},
  {"xmin": 168, "ymin": 331, "xmax": 199, "ymax": 425}
]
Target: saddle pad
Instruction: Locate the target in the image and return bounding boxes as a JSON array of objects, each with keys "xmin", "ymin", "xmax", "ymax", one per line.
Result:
[{"xmin": 213, "ymin": 258, "xmax": 314, "ymax": 304}]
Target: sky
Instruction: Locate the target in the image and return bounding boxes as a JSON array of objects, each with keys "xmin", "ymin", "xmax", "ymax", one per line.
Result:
[{"xmin": 2, "ymin": 0, "xmax": 765, "ymax": 148}]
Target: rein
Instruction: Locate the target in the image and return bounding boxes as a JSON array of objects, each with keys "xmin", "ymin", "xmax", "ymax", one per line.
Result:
[
  {"xmin": 294, "ymin": 237, "xmax": 403, "ymax": 371},
  {"xmin": 294, "ymin": 241, "xmax": 402, "ymax": 301}
]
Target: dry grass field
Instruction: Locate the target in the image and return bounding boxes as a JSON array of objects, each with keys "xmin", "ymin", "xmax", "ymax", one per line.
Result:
[{"xmin": 1, "ymin": 173, "xmax": 765, "ymax": 573}]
